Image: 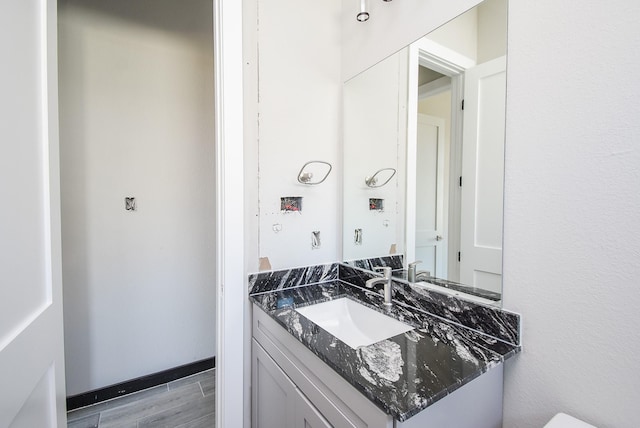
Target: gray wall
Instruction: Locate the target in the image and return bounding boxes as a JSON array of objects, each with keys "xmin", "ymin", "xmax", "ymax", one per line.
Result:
[
  {"xmin": 502, "ymin": 0, "xmax": 640, "ymax": 426},
  {"xmin": 58, "ymin": 0, "xmax": 216, "ymax": 395}
]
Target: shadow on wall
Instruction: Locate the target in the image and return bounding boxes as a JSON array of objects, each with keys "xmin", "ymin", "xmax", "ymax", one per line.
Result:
[{"xmin": 59, "ymin": 0, "xmax": 213, "ymax": 36}]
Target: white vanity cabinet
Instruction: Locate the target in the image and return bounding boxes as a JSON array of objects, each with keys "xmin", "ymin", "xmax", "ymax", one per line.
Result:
[
  {"xmin": 252, "ymin": 304, "xmax": 504, "ymax": 428},
  {"xmin": 253, "ymin": 340, "xmax": 331, "ymax": 428}
]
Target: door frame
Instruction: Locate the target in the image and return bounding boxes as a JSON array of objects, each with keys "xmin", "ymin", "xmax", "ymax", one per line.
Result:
[
  {"xmin": 1, "ymin": 1, "xmax": 244, "ymax": 425},
  {"xmin": 406, "ymin": 38, "xmax": 474, "ymax": 282},
  {"xmin": 213, "ymin": 0, "xmax": 246, "ymax": 426}
]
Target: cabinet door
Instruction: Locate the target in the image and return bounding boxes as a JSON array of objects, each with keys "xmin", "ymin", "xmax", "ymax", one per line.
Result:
[
  {"xmin": 295, "ymin": 388, "xmax": 333, "ymax": 428},
  {"xmin": 253, "ymin": 339, "xmax": 296, "ymax": 428}
]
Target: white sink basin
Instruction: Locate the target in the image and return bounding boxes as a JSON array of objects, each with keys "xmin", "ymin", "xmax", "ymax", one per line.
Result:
[{"xmin": 295, "ymin": 298, "xmax": 413, "ymax": 349}]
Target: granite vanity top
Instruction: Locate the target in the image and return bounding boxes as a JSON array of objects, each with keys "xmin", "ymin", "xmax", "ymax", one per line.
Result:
[
  {"xmin": 250, "ymin": 279, "xmax": 520, "ymax": 421},
  {"xmin": 391, "ymin": 271, "xmax": 502, "ymax": 302},
  {"xmin": 345, "ymin": 254, "xmax": 502, "ymax": 301}
]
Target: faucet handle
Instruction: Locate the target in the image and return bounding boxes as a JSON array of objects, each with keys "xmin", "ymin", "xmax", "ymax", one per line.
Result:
[
  {"xmin": 408, "ymin": 260, "xmax": 422, "ymax": 270},
  {"xmin": 374, "ymin": 266, "xmax": 392, "ymax": 279}
]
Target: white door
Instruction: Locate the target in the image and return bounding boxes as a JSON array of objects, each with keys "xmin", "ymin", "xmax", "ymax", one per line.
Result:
[
  {"xmin": 459, "ymin": 56, "xmax": 506, "ymax": 293},
  {"xmin": 0, "ymin": 1, "xmax": 67, "ymax": 427},
  {"xmin": 415, "ymin": 114, "xmax": 447, "ymax": 277}
]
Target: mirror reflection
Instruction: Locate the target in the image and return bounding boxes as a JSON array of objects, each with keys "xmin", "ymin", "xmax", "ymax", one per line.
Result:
[{"xmin": 342, "ymin": 0, "xmax": 507, "ymax": 305}]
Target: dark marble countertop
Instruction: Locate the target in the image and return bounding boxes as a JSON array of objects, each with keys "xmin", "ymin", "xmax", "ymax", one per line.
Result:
[
  {"xmin": 250, "ymin": 281, "xmax": 520, "ymax": 422},
  {"xmin": 390, "ymin": 270, "xmax": 502, "ymax": 302}
]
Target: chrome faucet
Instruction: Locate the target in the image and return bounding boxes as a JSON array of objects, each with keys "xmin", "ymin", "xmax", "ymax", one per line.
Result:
[
  {"xmin": 407, "ymin": 260, "xmax": 431, "ymax": 283},
  {"xmin": 407, "ymin": 260, "xmax": 422, "ymax": 283},
  {"xmin": 365, "ymin": 266, "xmax": 394, "ymax": 307}
]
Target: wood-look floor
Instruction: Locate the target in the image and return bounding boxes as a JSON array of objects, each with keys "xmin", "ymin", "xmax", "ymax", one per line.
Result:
[{"xmin": 67, "ymin": 369, "xmax": 215, "ymax": 428}]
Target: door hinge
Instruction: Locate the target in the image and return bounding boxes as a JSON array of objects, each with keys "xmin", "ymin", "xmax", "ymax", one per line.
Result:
[
  {"xmin": 458, "ymin": 251, "xmax": 461, "ymax": 262},
  {"xmin": 459, "ymin": 176, "xmax": 463, "ymax": 187},
  {"xmin": 461, "ymin": 99, "xmax": 465, "ymax": 110}
]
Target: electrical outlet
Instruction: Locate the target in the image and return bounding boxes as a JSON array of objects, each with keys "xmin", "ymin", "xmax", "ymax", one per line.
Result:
[
  {"xmin": 281, "ymin": 196, "xmax": 302, "ymax": 212},
  {"xmin": 369, "ymin": 198, "xmax": 384, "ymax": 211},
  {"xmin": 125, "ymin": 197, "xmax": 136, "ymax": 211}
]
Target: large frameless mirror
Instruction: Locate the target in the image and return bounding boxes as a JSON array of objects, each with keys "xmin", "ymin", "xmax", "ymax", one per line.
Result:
[{"xmin": 342, "ymin": 0, "xmax": 508, "ymax": 306}]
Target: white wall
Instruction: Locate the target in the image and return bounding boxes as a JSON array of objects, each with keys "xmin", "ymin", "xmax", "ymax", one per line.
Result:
[
  {"xmin": 342, "ymin": 0, "xmax": 483, "ymax": 81},
  {"xmin": 426, "ymin": 6, "xmax": 478, "ymax": 62},
  {"xmin": 424, "ymin": 0, "xmax": 507, "ymax": 66},
  {"xmin": 477, "ymin": 0, "xmax": 507, "ymax": 63},
  {"xmin": 254, "ymin": 0, "xmax": 342, "ymax": 270},
  {"xmin": 418, "ymin": 91, "xmax": 451, "ymax": 149},
  {"xmin": 502, "ymin": 0, "xmax": 640, "ymax": 426},
  {"xmin": 343, "ymin": 0, "xmax": 640, "ymax": 426},
  {"xmin": 343, "ymin": 50, "xmax": 407, "ymax": 260},
  {"xmin": 58, "ymin": 0, "xmax": 216, "ymax": 395}
]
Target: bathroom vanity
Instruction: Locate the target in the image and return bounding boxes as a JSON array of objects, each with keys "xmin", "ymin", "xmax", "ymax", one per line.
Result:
[{"xmin": 249, "ymin": 263, "xmax": 521, "ymax": 427}]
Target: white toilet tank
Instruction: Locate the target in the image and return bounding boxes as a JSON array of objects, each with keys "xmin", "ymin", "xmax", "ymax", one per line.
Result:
[{"xmin": 544, "ymin": 413, "xmax": 596, "ymax": 428}]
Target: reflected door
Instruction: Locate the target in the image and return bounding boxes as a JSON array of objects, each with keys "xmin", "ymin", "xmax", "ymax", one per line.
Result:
[
  {"xmin": 459, "ymin": 56, "xmax": 506, "ymax": 293},
  {"xmin": 415, "ymin": 114, "xmax": 446, "ymax": 277}
]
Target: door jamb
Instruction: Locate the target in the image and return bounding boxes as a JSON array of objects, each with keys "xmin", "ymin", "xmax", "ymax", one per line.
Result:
[
  {"xmin": 407, "ymin": 38, "xmax": 474, "ymax": 281},
  {"xmin": 213, "ymin": 0, "xmax": 246, "ymax": 426}
]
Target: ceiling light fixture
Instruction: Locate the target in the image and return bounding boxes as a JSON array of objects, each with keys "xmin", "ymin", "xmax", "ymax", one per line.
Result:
[
  {"xmin": 357, "ymin": 0, "xmax": 369, "ymax": 22},
  {"xmin": 357, "ymin": 0, "xmax": 393, "ymax": 23}
]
